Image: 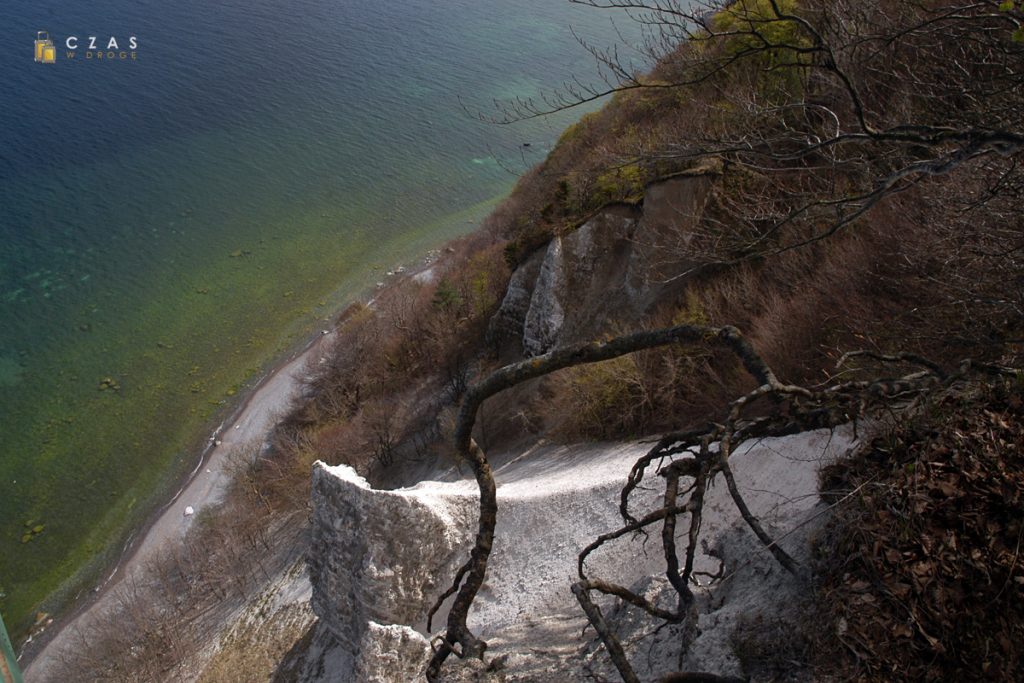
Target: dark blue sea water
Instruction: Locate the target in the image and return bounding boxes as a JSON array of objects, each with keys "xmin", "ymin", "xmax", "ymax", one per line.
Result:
[{"xmin": 0, "ymin": 0, "xmax": 641, "ymax": 633}]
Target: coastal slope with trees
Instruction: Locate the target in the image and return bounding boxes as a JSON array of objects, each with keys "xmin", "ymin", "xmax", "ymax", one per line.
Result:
[{"xmin": 38, "ymin": 0, "xmax": 1023, "ymax": 680}]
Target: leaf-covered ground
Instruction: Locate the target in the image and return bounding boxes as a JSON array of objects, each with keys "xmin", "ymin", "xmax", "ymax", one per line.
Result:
[{"xmin": 815, "ymin": 380, "xmax": 1024, "ymax": 680}]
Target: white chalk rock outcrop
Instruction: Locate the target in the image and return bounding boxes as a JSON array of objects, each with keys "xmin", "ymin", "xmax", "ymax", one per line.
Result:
[
  {"xmin": 522, "ymin": 236, "xmax": 568, "ymax": 357},
  {"xmin": 308, "ymin": 463, "xmax": 477, "ymax": 654},
  {"xmin": 492, "ymin": 173, "xmax": 716, "ymax": 357},
  {"xmin": 306, "ymin": 427, "xmax": 855, "ymax": 681},
  {"xmin": 307, "ymin": 442, "xmax": 664, "ymax": 680}
]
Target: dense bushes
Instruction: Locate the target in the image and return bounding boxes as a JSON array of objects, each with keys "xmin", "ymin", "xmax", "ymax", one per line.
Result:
[{"xmin": 502, "ymin": 0, "xmax": 1023, "ymax": 442}]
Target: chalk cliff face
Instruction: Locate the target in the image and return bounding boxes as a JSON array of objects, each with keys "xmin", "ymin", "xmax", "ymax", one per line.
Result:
[
  {"xmin": 306, "ymin": 431, "xmax": 857, "ymax": 682},
  {"xmin": 490, "ymin": 173, "xmax": 715, "ymax": 357},
  {"xmin": 307, "ymin": 442, "xmax": 663, "ymax": 681},
  {"xmin": 307, "ymin": 463, "xmax": 478, "ymax": 679}
]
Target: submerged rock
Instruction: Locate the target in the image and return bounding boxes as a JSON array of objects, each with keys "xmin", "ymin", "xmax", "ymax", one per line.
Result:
[{"xmin": 98, "ymin": 377, "xmax": 121, "ymax": 392}]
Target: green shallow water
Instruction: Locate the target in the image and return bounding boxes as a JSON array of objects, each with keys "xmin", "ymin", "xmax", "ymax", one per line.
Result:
[
  {"xmin": 0, "ymin": 130, "xmax": 507, "ymax": 634},
  {"xmin": 3, "ymin": 190, "xmax": 501, "ymax": 636}
]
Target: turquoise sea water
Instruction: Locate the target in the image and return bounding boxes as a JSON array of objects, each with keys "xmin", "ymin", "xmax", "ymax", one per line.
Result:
[{"xmin": 0, "ymin": 0, "xmax": 640, "ymax": 635}]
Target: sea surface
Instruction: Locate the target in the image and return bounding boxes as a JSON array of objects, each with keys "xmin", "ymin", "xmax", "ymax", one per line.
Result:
[{"xmin": 0, "ymin": 0, "xmax": 642, "ymax": 635}]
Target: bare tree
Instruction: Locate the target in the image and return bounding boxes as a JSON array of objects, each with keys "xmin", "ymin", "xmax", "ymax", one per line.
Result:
[
  {"xmin": 423, "ymin": 320, "xmax": 1015, "ymax": 681},
  {"xmin": 484, "ymin": 0, "xmax": 1023, "ymax": 342}
]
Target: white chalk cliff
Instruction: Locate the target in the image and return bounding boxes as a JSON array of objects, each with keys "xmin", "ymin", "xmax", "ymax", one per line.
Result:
[
  {"xmin": 489, "ymin": 172, "xmax": 716, "ymax": 358},
  {"xmin": 304, "ymin": 429, "xmax": 856, "ymax": 681}
]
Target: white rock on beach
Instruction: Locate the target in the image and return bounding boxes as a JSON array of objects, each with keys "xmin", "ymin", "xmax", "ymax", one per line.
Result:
[{"xmin": 183, "ymin": 506, "xmax": 195, "ymax": 517}]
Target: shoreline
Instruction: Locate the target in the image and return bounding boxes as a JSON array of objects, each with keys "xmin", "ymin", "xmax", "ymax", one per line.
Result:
[
  {"xmin": 19, "ymin": 321, "xmax": 333, "ymax": 678},
  {"xmin": 19, "ymin": 246, "xmax": 444, "ymax": 679},
  {"xmin": 2, "ymin": 196, "xmax": 499, "ymax": 648}
]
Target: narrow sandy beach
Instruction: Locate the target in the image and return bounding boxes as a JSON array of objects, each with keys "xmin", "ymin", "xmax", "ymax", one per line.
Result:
[{"xmin": 22, "ymin": 329, "xmax": 334, "ymax": 681}]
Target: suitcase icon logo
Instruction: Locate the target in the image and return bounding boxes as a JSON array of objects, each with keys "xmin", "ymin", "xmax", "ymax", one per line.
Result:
[{"xmin": 35, "ymin": 31, "xmax": 56, "ymax": 63}]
